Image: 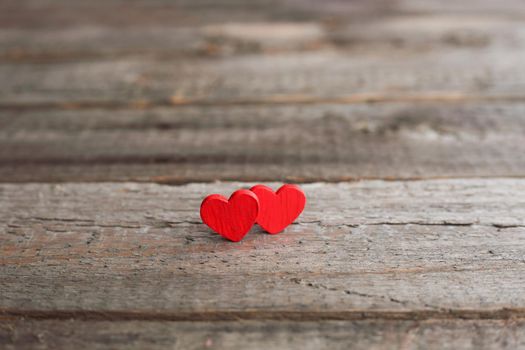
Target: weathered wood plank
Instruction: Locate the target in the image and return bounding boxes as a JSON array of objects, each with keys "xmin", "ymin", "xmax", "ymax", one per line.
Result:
[
  {"xmin": 1, "ymin": 47, "xmax": 525, "ymax": 105},
  {"xmin": 0, "ymin": 0, "xmax": 389, "ymax": 29},
  {"xmin": 1, "ymin": 319, "xmax": 525, "ymax": 350},
  {"xmin": 1, "ymin": 13, "xmax": 523, "ymax": 62},
  {"xmin": 1, "ymin": 180, "xmax": 525, "ymax": 317},
  {"xmin": 2, "ymin": 0, "xmax": 525, "ymax": 63},
  {"xmin": 2, "ymin": 0, "xmax": 525, "ymax": 29},
  {"xmin": 1, "ymin": 103, "xmax": 525, "ymax": 182}
]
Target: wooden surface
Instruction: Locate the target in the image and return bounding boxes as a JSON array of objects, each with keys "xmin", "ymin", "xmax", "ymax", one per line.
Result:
[
  {"xmin": 2, "ymin": 180, "xmax": 525, "ymax": 314},
  {"xmin": 1, "ymin": 0, "xmax": 525, "ymax": 349},
  {"xmin": 2, "ymin": 181, "xmax": 525, "ymax": 349},
  {"xmin": 2, "ymin": 103, "xmax": 525, "ymax": 183},
  {"xmin": 2, "ymin": 320, "xmax": 525, "ymax": 350}
]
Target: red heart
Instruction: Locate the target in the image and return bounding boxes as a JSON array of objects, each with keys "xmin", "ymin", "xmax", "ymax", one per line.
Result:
[
  {"xmin": 250, "ymin": 184, "xmax": 306, "ymax": 234},
  {"xmin": 200, "ymin": 189, "xmax": 259, "ymax": 242}
]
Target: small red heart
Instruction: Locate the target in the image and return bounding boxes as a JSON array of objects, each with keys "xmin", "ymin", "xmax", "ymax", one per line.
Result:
[
  {"xmin": 200, "ymin": 189, "xmax": 259, "ymax": 242},
  {"xmin": 250, "ymin": 184, "xmax": 306, "ymax": 234}
]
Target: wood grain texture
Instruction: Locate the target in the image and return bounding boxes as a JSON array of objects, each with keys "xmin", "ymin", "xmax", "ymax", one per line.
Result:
[
  {"xmin": 2, "ymin": 1, "xmax": 525, "ymax": 106},
  {"xmin": 3, "ymin": 0, "xmax": 525, "ymax": 30},
  {"xmin": 2, "ymin": 319, "xmax": 525, "ymax": 350},
  {"xmin": 1, "ymin": 103, "xmax": 524, "ymax": 183},
  {"xmin": 1, "ymin": 47, "xmax": 525, "ymax": 106},
  {"xmin": 2, "ymin": 180, "xmax": 525, "ymax": 318},
  {"xmin": 2, "ymin": 1, "xmax": 524, "ymax": 348},
  {"xmin": 2, "ymin": 8, "xmax": 524, "ymax": 62}
]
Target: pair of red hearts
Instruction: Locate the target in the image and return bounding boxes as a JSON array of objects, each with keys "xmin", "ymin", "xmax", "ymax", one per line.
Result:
[{"xmin": 200, "ymin": 184, "xmax": 306, "ymax": 242}]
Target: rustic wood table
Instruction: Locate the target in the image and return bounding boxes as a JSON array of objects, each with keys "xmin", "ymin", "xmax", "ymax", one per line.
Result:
[{"xmin": 1, "ymin": 1, "xmax": 525, "ymax": 349}]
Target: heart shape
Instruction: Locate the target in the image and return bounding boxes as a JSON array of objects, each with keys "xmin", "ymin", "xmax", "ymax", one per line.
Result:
[
  {"xmin": 250, "ymin": 184, "xmax": 306, "ymax": 234},
  {"xmin": 200, "ymin": 189, "xmax": 259, "ymax": 242}
]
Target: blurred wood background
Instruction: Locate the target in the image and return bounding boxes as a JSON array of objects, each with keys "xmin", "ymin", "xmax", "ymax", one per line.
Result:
[{"xmin": 1, "ymin": 1, "xmax": 525, "ymax": 349}]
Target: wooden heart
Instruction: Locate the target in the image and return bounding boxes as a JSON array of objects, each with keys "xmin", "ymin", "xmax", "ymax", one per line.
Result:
[
  {"xmin": 250, "ymin": 184, "xmax": 306, "ymax": 234},
  {"xmin": 200, "ymin": 189, "xmax": 259, "ymax": 242}
]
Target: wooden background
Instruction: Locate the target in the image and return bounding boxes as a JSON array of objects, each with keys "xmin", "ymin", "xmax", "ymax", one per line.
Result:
[{"xmin": 1, "ymin": 1, "xmax": 525, "ymax": 349}]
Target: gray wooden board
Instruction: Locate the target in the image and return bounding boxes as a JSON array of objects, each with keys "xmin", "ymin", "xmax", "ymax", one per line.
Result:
[
  {"xmin": 1, "ymin": 319, "xmax": 525, "ymax": 350},
  {"xmin": 3, "ymin": 2, "xmax": 525, "ymax": 112},
  {"xmin": 2, "ymin": 0, "xmax": 525, "ymax": 29},
  {"xmin": 2, "ymin": 1, "xmax": 525, "ymax": 348},
  {"xmin": 1, "ymin": 48, "xmax": 525, "ymax": 105},
  {"xmin": 1, "ymin": 9, "xmax": 524, "ymax": 62},
  {"xmin": 1, "ymin": 180, "xmax": 525, "ymax": 317},
  {"xmin": 1, "ymin": 103, "xmax": 525, "ymax": 183}
]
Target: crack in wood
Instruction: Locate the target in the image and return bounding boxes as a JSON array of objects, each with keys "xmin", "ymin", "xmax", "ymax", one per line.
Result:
[
  {"xmin": 316, "ymin": 222, "xmax": 525, "ymax": 229},
  {"xmin": 2, "ymin": 309, "xmax": 525, "ymax": 322},
  {"xmin": 17, "ymin": 218, "xmax": 525, "ymax": 230},
  {"xmin": 293, "ymin": 280, "xmax": 446, "ymax": 310},
  {"xmin": 12, "ymin": 211, "xmax": 525, "ymax": 232}
]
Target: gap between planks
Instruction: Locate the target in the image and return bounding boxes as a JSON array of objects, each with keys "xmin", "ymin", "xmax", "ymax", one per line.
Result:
[
  {"xmin": 2, "ymin": 309, "xmax": 525, "ymax": 322},
  {"xmin": 132, "ymin": 175, "xmax": 525, "ymax": 187},
  {"xmin": 1, "ymin": 176, "xmax": 525, "ymax": 186},
  {"xmin": 1, "ymin": 93, "xmax": 525, "ymax": 112}
]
